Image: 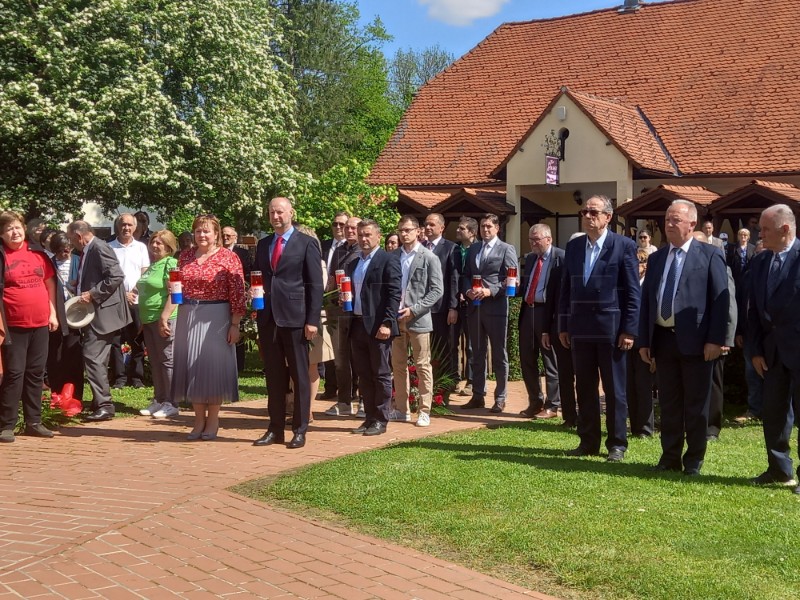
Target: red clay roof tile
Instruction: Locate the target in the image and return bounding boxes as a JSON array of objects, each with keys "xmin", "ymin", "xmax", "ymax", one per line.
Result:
[{"xmin": 370, "ymin": 0, "xmax": 800, "ymax": 186}]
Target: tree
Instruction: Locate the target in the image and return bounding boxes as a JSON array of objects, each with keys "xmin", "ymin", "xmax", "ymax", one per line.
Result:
[
  {"xmin": 0, "ymin": 0, "xmax": 300, "ymax": 223},
  {"xmin": 272, "ymin": 0, "xmax": 401, "ymax": 174},
  {"xmin": 388, "ymin": 45, "xmax": 455, "ymax": 110},
  {"xmin": 294, "ymin": 159, "xmax": 399, "ymax": 238}
]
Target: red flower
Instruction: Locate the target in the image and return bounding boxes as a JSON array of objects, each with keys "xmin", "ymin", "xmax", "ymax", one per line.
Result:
[
  {"xmin": 408, "ymin": 394, "xmax": 416, "ymax": 402},
  {"xmin": 434, "ymin": 394, "xmax": 444, "ymax": 406},
  {"xmin": 408, "ymin": 365, "xmax": 417, "ymax": 373}
]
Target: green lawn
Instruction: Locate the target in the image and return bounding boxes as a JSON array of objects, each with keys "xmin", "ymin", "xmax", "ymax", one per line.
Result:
[{"xmin": 239, "ymin": 419, "xmax": 800, "ymax": 600}]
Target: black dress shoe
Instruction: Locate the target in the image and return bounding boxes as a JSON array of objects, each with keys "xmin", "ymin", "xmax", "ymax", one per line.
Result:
[
  {"xmin": 560, "ymin": 420, "xmax": 577, "ymax": 429},
  {"xmin": 287, "ymin": 433, "xmax": 306, "ymax": 449},
  {"xmin": 649, "ymin": 463, "xmax": 681, "ymax": 472},
  {"xmin": 352, "ymin": 421, "xmax": 370, "ymax": 434},
  {"xmin": 364, "ymin": 422, "xmax": 387, "ymax": 436},
  {"xmin": 317, "ymin": 390, "xmax": 337, "ymax": 400},
  {"xmin": 565, "ymin": 446, "xmax": 598, "ymax": 457},
  {"xmin": 519, "ymin": 405, "xmax": 543, "ymax": 418},
  {"xmin": 111, "ymin": 381, "xmax": 125, "ymax": 390},
  {"xmin": 490, "ymin": 401, "xmax": 505, "ymax": 414},
  {"xmin": 25, "ymin": 423, "xmax": 54, "ymax": 438},
  {"xmin": 683, "ymin": 468, "xmax": 701, "ymax": 477},
  {"xmin": 84, "ymin": 409, "xmax": 114, "ymax": 422},
  {"xmin": 130, "ymin": 380, "xmax": 145, "ymax": 389},
  {"xmin": 253, "ymin": 431, "xmax": 284, "ymax": 446},
  {"xmin": 606, "ymin": 448, "xmax": 625, "ymax": 462},
  {"xmin": 462, "ymin": 397, "xmax": 485, "ymax": 409}
]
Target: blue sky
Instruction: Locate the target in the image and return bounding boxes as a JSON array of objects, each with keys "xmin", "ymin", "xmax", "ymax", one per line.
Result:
[{"xmin": 356, "ymin": 0, "xmax": 620, "ymax": 60}]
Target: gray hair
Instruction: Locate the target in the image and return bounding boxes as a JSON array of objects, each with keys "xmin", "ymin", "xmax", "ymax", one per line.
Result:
[
  {"xmin": 762, "ymin": 204, "xmax": 796, "ymax": 237},
  {"xmin": 358, "ymin": 218, "xmax": 381, "ymax": 234},
  {"xmin": 670, "ymin": 199, "xmax": 698, "ymax": 221},
  {"xmin": 530, "ymin": 223, "xmax": 552, "ymax": 238},
  {"xmin": 67, "ymin": 220, "xmax": 93, "ymax": 235},
  {"xmin": 587, "ymin": 194, "xmax": 614, "ymax": 214}
]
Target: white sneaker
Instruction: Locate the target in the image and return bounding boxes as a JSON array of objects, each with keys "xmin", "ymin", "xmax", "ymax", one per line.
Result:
[
  {"xmin": 417, "ymin": 412, "xmax": 431, "ymax": 427},
  {"xmin": 356, "ymin": 403, "xmax": 366, "ymax": 419},
  {"xmin": 152, "ymin": 404, "xmax": 180, "ymax": 418},
  {"xmin": 140, "ymin": 401, "xmax": 162, "ymax": 416},
  {"xmin": 325, "ymin": 403, "xmax": 351, "ymax": 416},
  {"xmin": 388, "ymin": 409, "xmax": 411, "ymax": 422}
]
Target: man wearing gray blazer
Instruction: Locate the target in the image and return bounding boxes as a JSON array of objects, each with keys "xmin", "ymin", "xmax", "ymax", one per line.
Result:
[
  {"xmin": 390, "ymin": 216, "xmax": 444, "ymax": 427},
  {"xmin": 67, "ymin": 221, "xmax": 132, "ymax": 422},
  {"xmin": 459, "ymin": 213, "xmax": 519, "ymax": 413}
]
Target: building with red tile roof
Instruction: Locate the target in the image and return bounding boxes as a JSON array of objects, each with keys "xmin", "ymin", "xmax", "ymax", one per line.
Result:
[{"xmin": 370, "ymin": 0, "xmax": 800, "ymax": 248}]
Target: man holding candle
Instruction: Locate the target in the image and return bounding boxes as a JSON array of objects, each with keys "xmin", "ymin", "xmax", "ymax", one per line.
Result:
[
  {"xmin": 459, "ymin": 213, "xmax": 518, "ymax": 413},
  {"xmin": 252, "ymin": 197, "xmax": 323, "ymax": 449}
]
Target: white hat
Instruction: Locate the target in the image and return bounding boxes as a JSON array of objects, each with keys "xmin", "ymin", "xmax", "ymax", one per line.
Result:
[{"xmin": 64, "ymin": 296, "xmax": 95, "ymax": 329}]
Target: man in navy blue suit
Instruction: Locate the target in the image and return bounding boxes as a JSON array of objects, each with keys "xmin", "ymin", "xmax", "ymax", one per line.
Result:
[
  {"xmin": 639, "ymin": 200, "xmax": 729, "ymax": 475},
  {"xmin": 347, "ymin": 219, "xmax": 401, "ymax": 436},
  {"xmin": 558, "ymin": 195, "xmax": 640, "ymax": 462},
  {"xmin": 252, "ymin": 197, "xmax": 323, "ymax": 449},
  {"xmin": 747, "ymin": 204, "xmax": 800, "ymax": 493}
]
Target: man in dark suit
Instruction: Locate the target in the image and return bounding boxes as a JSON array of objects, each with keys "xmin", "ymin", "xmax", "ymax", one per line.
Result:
[
  {"xmin": 558, "ymin": 195, "xmax": 640, "ymax": 462},
  {"xmin": 252, "ymin": 198, "xmax": 323, "ymax": 449},
  {"xmin": 317, "ymin": 212, "xmax": 349, "ymax": 400},
  {"xmin": 639, "ymin": 200, "xmax": 729, "ymax": 475},
  {"xmin": 519, "ymin": 224, "xmax": 564, "ymax": 420},
  {"xmin": 324, "ymin": 215, "xmax": 362, "ymax": 417},
  {"xmin": 460, "ymin": 213, "xmax": 518, "ymax": 413},
  {"xmin": 423, "ymin": 213, "xmax": 460, "ymax": 391},
  {"xmin": 66, "ymin": 221, "xmax": 131, "ymax": 422},
  {"xmin": 347, "ymin": 219, "xmax": 401, "ymax": 436},
  {"xmin": 747, "ymin": 204, "xmax": 800, "ymax": 493}
]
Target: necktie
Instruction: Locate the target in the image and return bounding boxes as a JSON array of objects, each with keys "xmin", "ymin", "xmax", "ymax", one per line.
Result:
[
  {"xmin": 424, "ymin": 240, "xmax": 434, "ymax": 251},
  {"xmin": 271, "ymin": 237, "xmax": 284, "ymax": 271},
  {"xmin": 479, "ymin": 242, "xmax": 491, "ymax": 267},
  {"xmin": 660, "ymin": 248, "xmax": 681, "ymax": 321},
  {"xmin": 767, "ymin": 253, "xmax": 783, "ymax": 297},
  {"xmin": 583, "ymin": 242, "xmax": 599, "ymax": 285},
  {"xmin": 525, "ymin": 255, "xmax": 543, "ymax": 305}
]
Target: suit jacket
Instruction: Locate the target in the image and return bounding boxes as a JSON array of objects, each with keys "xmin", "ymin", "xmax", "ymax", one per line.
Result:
[
  {"xmin": 79, "ymin": 237, "xmax": 131, "ymax": 336},
  {"xmin": 430, "ymin": 238, "xmax": 459, "ymax": 314},
  {"xmin": 727, "ymin": 242, "xmax": 755, "ymax": 284},
  {"xmin": 346, "ymin": 248, "xmax": 401, "ymax": 338},
  {"xmin": 521, "ymin": 246, "xmax": 565, "ymax": 335},
  {"xmin": 231, "ymin": 245, "xmax": 252, "ymax": 279},
  {"xmin": 394, "ymin": 245, "xmax": 443, "ymax": 333},
  {"xmin": 638, "ymin": 239, "xmax": 729, "ymax": 355},
  {"xmin": 709, "ymin": 236, "xmax": 725, "ymax": 250},
  {"xmin": 459, "ymin": 237, "xmax": 519, "ymax": 317},
  {"xmin": 559, "ymin": 231, "xmax": 640, "ymax": 342},
  {"xmin": 746, "ymin": 238, "xmax": 800, "ymax": 371},
  {"xmin": 254, "ymin": 230, "xmax": 323, "ymax": 329}
]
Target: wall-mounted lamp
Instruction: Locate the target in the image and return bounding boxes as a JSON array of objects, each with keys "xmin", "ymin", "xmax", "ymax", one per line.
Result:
[{"xmin": 573, "ymin": 190, "xmax": 583, "ymax": 205}]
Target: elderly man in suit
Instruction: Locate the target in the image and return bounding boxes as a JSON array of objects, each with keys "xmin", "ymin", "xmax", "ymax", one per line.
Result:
[
  {"xmin": 460, "ymin": 213, "xmax": 519, "ymax": 413},
  {"xmin": 348, "ymin": 219, "xmax": 401, "ymax": 436},
  {"xmin": 747, "ymin": 204, "xmax": 800, "ymax": 493},
  {"xmin": 390, "ymin": 215, "xmax": 443, "ymax": 427},
  {"xmin": 66, "ymin": 221, "xmax": 131, "ymax": 422},
  {"xmin": 559, "ymin": 195, "xmax": 640, "ymax": 462},
  {"xmin": 519, "ymin": 224, "xmax": 565, "ymax": 420},
  {"xmin": 252, "ymin": 198, "xmax": 323, "ymax": 450},
  {"xmin": 639, "ymin": 200, "xmax": 729, "ymax": 475}
]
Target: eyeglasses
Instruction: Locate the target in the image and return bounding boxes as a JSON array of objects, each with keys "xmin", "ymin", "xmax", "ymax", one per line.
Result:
[
  {"xmin": 528, "ymin": 236, "xmax": 549, "ymax": 243},
  {"xmin": 638, "ymin": 236, "xmax": 648, "ymax": 239},
  {"xmin": 579, "ymin": 209, "xmax": 605, "ymax": 218},
  {"xmin": 332, "ymin": 222, "xmax": 346, "ymax": 228}
]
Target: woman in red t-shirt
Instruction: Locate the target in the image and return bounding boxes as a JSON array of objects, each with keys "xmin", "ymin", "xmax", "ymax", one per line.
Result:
[{"xmin": 0, "ymin": 211, "xmax": 59, "ymax": 443}]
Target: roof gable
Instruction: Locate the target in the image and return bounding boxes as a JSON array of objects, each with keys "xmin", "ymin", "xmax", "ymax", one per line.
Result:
[{"xmin": 370, "ymin": 0, "xmax": 800, "ymax": 186}]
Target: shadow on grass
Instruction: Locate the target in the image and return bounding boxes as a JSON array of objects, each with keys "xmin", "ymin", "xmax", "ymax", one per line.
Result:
[{"xmin": 396, "ymin": 425, "xmax": 751, "ymax": 488}]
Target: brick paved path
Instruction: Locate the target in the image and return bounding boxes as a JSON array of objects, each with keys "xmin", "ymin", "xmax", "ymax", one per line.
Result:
[{"xmin": 1, "ymin": 382, "xmax": 556, "ymax": 599}]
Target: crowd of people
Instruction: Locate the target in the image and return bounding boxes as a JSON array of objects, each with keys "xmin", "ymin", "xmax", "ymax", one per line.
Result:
[{"xmin": 0, "ymin": 197, "xmax": 798, "ymax": 495}]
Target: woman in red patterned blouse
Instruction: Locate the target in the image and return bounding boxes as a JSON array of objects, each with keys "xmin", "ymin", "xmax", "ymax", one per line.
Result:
[{"xmin": 171, "ymin": 215, "xmax": 246, "ymax": 441}]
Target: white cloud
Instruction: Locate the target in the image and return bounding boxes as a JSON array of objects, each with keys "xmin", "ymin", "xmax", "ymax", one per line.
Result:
[{"xmin": 418, "ymin": 0, "xmax": 511, "ymax": 27}]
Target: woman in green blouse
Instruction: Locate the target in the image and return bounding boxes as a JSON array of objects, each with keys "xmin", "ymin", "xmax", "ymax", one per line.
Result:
[{"xmin": 137, "ymin": 230, "xmax": 179, "ymax": 419}]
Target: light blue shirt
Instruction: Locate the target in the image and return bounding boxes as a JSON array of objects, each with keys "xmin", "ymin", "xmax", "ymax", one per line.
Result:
[
  {"xmin": 534, "ymin": 247, "xmax": 553, "ymax": 304},
  {"xmin": 583, "ymin": 229, "xmax": 608, "ymax": 284},
  {"xmin": 353, "ymin": 246, "xmax": 379, "ymax": 315},
  {"xmin": 269, "ymin": 226, "xmax": 294, "ymax": 259},
  {"xmin": 656, "ymin": 238, "xmax": 693, "ymax": 327}
]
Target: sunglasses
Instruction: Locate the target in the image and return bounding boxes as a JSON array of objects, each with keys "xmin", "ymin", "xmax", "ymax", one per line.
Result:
[
  {"xmin": 638, "ymin": 236, "xmax": 648, "ymax": 239},
  {"xmin": 332, "ymin": 222, "xmax": 346, "ymax": 227},
  {"xmin": 579, "ymin": 209, "xmax": 605, "ymax": 217}
]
